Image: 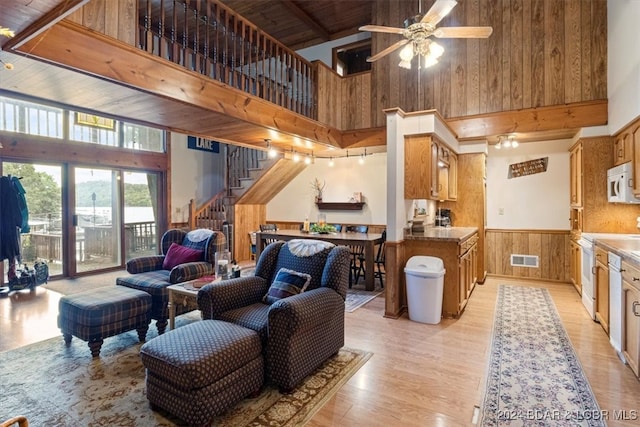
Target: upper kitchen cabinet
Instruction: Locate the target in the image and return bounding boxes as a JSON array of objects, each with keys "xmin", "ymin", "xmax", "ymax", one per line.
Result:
[
  {"xmin": 613, "ymin": 130, "xmax": 633, "ymax": 166},
  {"xmin": 405, "ymin": 135, "xmax": 457, "ymax": 201},
  {"xmin": 632, "ymin": 125, "xmax": 640, "ymax": 196},
  {"xmin": 570, "ymin": 137, "xmax": 639, "ymax": 234}
]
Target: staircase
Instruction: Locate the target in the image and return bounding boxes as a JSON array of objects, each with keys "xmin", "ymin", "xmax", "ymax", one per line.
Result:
[{"xmin": 189, "ymin": 146, "xmax": 278, "ymax": 257}]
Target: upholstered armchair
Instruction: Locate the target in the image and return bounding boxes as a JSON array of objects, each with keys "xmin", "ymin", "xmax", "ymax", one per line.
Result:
[
  {"xmin": 197, "ymin": 239, "xmax": 350, "ymax": 391},
  {"xmin": 117, "ymin": 228, "xmax": 226, "ymax": 334}
]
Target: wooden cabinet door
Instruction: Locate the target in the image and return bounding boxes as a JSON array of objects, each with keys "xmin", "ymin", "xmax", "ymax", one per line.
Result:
[
  {"xmin": 595, "ymin": 250, "xmax": 610, "ymax": 334},
  {"xmin": 448, "ymin": 152, "xmax": 458, "ymax": 200},
  {"xmin": 570, "ymin": 239, "xmax": 581, "ymax": 295},
  {"xmin": 614, "ymin": 131, "xmax": 633, "ymax": 166},
  {"xmin": 430, "ymin": 140, "xmax": 440, "ymax": 199},
  {"xmin": 622, "ymin": 281, "xmax": 640, "ymax": 377},
  {"xmin": 569, "ymin": 143, "xmax": 582, "ymax": 207},
  {"xmin": 458, "ymin": 254, "xmax": 468, "ymax": 312},
  {"xmin": 633, "ymin": 126, "xmax": 640, "ymax": 195},
  {"xmin": 404, "ymin": 135, "xmax": 431, "ymax": 199}
]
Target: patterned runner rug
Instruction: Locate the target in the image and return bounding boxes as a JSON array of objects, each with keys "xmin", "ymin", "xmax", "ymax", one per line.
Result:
[
  {"xmin": 345, "ymin": 289, "xmax": 382, "ymax": 312},
  {"xmin": 480, "ymin": 285, "xmax": 605, "ymax": 426},
  {"xmin": 0, "ymin": 312, "xmax": 371, "ymax": 426}
]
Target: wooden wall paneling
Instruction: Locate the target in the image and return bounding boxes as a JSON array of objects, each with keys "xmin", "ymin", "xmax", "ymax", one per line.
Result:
[
  {"xmin": 528, "ymin": 232, "xmax": 542, "ymax": 279},
  {"xmin": 236, "ymin": 158, "xmax": 307, "ymax": 204},
  {"xmin": 485, "ymin": 230, "xmax": 571, "ymax": 282},
  {"xmin": 521, "ymin": 0, "xmax": 532, "ymax": 108},
  {"xmin": 590, "ymin": 0, "xmax": 607, "ymax": 100},
  {"xmin": 234, "ymin": 204, "xmax": 266, "ymax": 262},
  {"xmin": 543, "ymin": 0, "xmax": 564, "ymax": 106},
  {"xmin": 564, "ymin": 0, "xmax": 582, "ymax": 103},
  {"xmin": 82, "ymin": 0, "xmax": 106, "ymax": 34},
  {"xmin": 580, "ymin": 0, "xmax": 592, "ymax": 100},
  {"xmin": 465, "ymin": 0, "xmax": 480, "ymax": 115},
  {"xmin": 484, "ymin": 0, "xmax": 501, "ymax": 113},
  {"xmin": 508, "ymin": 0, "xmax": 523, "ymax": 110},
  {"xmin": 384, "ymin": 240, "xmax": 404, "ymax": 318},
  {"xmin": 530, "ymin": 0, "xmax": 544, "ymax": 108},
  {"xmin": 501, "ymin": 0, "xmax": 511, "ymax": 111}
]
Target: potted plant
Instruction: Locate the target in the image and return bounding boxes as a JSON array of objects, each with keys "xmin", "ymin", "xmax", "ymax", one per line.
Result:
[{"xmin": 311, "ymin": 178, "xmax": 326, "ymax": 202}]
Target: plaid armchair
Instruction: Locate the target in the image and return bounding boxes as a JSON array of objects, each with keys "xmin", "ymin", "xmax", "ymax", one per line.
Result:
[
  {"xmin": 197, "ymin": 239, "xmax": 350, "ymax": 391},
  {"xmin": 117, "ymin": 228, "xmax": 226, "ymax": 334}
]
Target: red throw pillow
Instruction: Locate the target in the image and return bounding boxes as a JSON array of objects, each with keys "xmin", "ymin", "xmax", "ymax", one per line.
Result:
[{"xmin": 162, "ymin": 243, "xmax": 204, "ymax": 270}]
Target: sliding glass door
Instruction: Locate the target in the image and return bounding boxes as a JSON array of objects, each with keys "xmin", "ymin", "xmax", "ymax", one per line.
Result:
[{"xmin": 73, "ymin": 167, "xmax": 122, "ymax": 273}]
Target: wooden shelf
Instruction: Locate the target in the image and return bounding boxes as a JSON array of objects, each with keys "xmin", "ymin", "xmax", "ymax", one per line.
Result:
[{"xmin": 316, "ymin": 202, "xmax": 365, "ymax": 210}]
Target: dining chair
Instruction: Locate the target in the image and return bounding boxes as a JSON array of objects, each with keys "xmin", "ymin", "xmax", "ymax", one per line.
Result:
[
  {"xmin": 260, "ymin": 223, "xmax": 279, "ymax": 245},
  {"xmin": 356, "ymin": 229, "xmax": 386, "ymax": 288},
  {"xmin": 344, "ymin": 225, "xmax": 368, "ymax": 287}
]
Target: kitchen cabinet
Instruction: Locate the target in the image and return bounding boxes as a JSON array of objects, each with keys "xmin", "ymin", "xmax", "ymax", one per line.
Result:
[
  {"xmin": 613, "ymin": 131, "xmax": 633, "ymax": 166},
  {"xmin": 405, "ymin": 135, "xmax": 457, "ymax": 201},
  {"xmin": 632, "ymin": 126, "xmax": 640, "ymax": 196},
  {"xmin": 594, "ymin": 245, "xmax": 609, "ymax": 335},
  {"xmin": 621, "ymin": 259, "xmax": 640, "ymax": 377},
  {"xmin": 570, "ymin": 142, "xmax": 582, "ymax": 208},
  {"xmin": 569, "ymin": 237, "xmax": 581, "ymax": 295},
  {"xmin": 404, "ymin": 135, "xmax": 436, "ymax": 200},
  {"xmin": 405, "ymin": 229, "xmax": 479, "ymax": 318}
]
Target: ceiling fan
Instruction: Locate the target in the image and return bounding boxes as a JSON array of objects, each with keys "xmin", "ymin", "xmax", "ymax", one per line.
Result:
[{"xmin": 359, "ymin": 0, "xmax": 493, "ymax": 69}]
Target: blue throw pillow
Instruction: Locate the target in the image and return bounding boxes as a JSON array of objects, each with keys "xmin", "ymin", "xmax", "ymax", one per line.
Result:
[{"xmin": 263, "ymin": 268, "xmax": 312, "ymax": 305}]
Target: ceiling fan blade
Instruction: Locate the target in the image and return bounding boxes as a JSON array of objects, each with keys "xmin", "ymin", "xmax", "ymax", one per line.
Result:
[
  {"xmin": 359, "ymin": 25, "xmax": 405, "ymax": 35},
  {"xmin": 421, "ymin": 0, "xmax": 458, "ymax": 26},
  {"xmin": 367, "ymin": 39, "xmax": 410, "ymax": 62},
  {"xmin": 433, "ymin": 26, "xmax": 494, "ymax": 38}
]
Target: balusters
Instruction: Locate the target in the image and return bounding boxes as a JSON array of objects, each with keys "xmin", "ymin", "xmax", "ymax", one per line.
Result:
[{"xmin": 137, "ymin": 0, "xmax": 317, "ymax": 119}]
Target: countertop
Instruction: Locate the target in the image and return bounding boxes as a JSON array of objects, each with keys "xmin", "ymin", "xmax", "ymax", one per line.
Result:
[
  {"xmin": 404, "ymin": 226, "xmax": 478, "ymax": 242},
  {"xmin": 593, "ymin": 237, "xmax": 640, "ymax": 267}
]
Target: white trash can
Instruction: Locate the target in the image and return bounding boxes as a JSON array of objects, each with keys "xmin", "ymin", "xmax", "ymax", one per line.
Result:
[{"xmin": 404, "ymin": 256, "xmax": 446, "ymax": 324}]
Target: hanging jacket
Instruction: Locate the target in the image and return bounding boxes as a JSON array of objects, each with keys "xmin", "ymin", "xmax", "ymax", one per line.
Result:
[
  {"xmin": 10, "ymin": 176, "xmax": 30, "ymax": 234},
  {"xmin": 0, "ymin": 176, "xmax": 22, "ymax": 261}
]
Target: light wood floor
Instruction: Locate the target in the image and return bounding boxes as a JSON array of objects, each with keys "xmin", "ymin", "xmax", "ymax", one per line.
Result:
[{"xmin": 1, "ymin": 276, "xmax": 639, "ymax": 426}]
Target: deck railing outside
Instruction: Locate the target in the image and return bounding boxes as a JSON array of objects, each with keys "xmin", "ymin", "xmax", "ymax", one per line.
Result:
[{"xmin": 138, "ymin": 0, "xmax": 317, "ymax": 119}]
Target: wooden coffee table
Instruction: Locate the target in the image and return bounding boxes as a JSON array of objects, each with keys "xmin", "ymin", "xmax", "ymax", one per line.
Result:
[{"xmin": 167, "ymin": 276, "xmax": 219, "ymax": 330}]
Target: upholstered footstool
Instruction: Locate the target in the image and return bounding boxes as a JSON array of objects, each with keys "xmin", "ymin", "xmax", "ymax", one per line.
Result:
[
  {"xmin": 57, "ymin": 286, "xmax": 152, "ymax": 357},
  {"xmin": 140, "ymin": 320, "xmax": 264, "ymax": 426}
]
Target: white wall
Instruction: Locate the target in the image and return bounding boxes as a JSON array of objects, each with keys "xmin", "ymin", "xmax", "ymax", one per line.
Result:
[
  {"xmin": 608, "ymin": 0, "xmax": 640, "ymax": 134},
  {"xmin": 486, "ymin": 140, "xmax": 571, "ymax": 230},
  {"xmin": 267, "ymin": 154, "xmax": 387, "ymax": 225},
  {"xmin": 170, "ymin": 133, "xmax": 225, "ymax": 223}
]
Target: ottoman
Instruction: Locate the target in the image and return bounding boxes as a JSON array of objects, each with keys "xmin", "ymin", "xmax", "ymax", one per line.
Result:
[
  {"xmin": 140, "ymin": 320, "xmax": 264, "ymax": 426},
  {"xmin": 57, "ymin": 286, "xmax": 152, "ymax": 357}
]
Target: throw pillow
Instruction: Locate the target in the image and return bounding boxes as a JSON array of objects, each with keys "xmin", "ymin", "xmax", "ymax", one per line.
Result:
[
  {"xmin": 263, "ymin": 267, "xmax": 312, "ymax": 305},
  {"xmin": 162, "ymin": 242, "xmax": 204, "ymax": 270}
]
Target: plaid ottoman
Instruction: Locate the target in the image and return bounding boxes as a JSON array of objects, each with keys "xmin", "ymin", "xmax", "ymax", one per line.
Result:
[
  {"xmin": 140, "ymin": 320, "xmax": 264, "ymax": 425},
  {"xmin": 57, "ymin": 286, "xmax": 152, "ymax": 357}
]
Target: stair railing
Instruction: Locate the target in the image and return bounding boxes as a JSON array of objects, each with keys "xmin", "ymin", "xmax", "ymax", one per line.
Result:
[
  {"xmin": 227, "ymin": 145, "xmax": 269, "ymax": 190},
  {"xmin": 138, "ymin": 0, "xmax": 317, "ymax": 119},
  {"xmin": 189, "ymin": 190, "xmax": 227, "ymax": 231}
]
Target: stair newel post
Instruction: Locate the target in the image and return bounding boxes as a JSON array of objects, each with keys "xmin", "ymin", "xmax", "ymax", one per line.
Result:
[{"xmin": 188, "ymin": 199, "xmax": 196, "ymax": 229}]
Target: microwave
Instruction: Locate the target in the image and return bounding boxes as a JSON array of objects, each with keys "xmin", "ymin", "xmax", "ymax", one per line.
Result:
[{"xmin": 607, "ymin": 162, "xmax": 640, "ymax": 204}]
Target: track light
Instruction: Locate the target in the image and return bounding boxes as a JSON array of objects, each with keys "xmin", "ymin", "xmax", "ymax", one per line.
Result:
[
  {"xmin": 328, "ymin": 157, "xmax": 334, "ymax": 167},
  {"xmin": 265, "ymin": 139, "xmax": 277, "ymax": 158}
]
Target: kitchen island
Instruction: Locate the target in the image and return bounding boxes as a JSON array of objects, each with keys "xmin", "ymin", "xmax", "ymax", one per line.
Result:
[{"xmin": 405, "ymin": 226, "xmax": 479, "ymax": 318}]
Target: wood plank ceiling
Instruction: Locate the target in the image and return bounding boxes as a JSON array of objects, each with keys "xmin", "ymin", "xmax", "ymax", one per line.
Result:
[{"xmin": 0, "ymin": 0, "xmax": 606, "ymax": 154}]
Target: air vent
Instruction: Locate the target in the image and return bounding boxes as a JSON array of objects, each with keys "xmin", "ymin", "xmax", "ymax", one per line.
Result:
[{"xmin": 510, "ymin": 254, "xmax": 539, "ymax": 268}]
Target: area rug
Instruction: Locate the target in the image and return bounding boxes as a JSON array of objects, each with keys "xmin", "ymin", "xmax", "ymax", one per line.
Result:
[
  {"xmin": 480, "ymin": 285, "xmax": 604, "ymax": 426},
  {"xmin": 345, "ymin": 289, "xmax": 383, "ymax": 313},
  {"xmin": 0, "ymin": 312, "xmax": 372, "ymax": 426}
]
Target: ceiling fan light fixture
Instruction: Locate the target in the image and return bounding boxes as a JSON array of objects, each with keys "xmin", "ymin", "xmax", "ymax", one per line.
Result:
[
  {"xmin": 399, "ymin": 59, "xmax": 413, "ymax": 69},
  {"xmin": 424, "ymin": 55, "xmax": 439, "ymax": 68},
  {"xmin": 429, "ymin": 41, "xmax": 445, "ymax": 58}
]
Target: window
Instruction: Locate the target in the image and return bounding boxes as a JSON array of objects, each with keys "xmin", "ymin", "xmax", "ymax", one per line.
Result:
[
  {"xmin": 333, "ymin": 40, "xmax": 372, "ymax": 76},
  {"xmin": 0, "ymin": 96, "xmax": 63, "ymax": 138}
]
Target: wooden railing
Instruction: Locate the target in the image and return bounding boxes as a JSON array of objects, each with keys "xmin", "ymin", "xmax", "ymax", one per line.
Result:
[
  {"xmin": 228, "ymin": 145, "xmax": 268, "ymax": 189},
  {"xmin": 138, "ymin": 0, "xmax": 317, "ymax": 119},
  {"xmin": 189, "ymin": 191, "xmax": 227, "ymax": 230}
]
